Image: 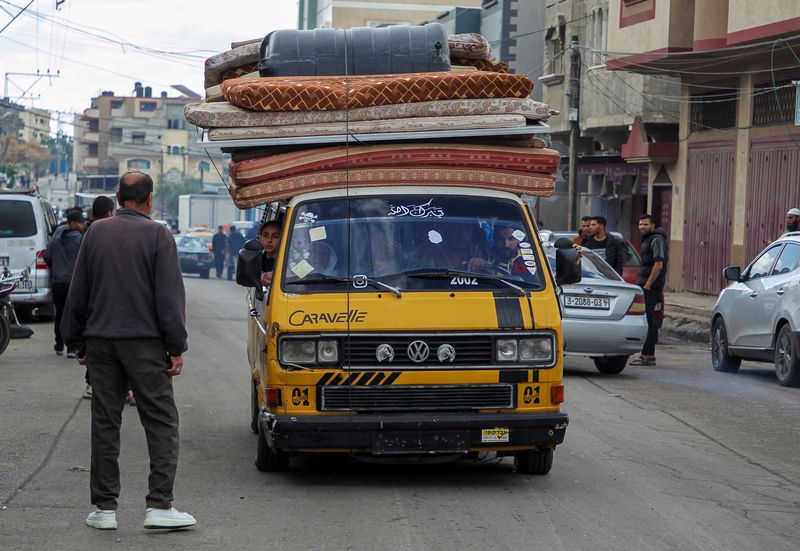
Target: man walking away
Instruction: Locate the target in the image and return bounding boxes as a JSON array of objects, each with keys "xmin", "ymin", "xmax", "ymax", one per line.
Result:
[
  {"xmin": 583, "ymin": 216, "xmax": 624, "ymax": 275},
  {"xmin": 572, "ymin": 216, "xmax": 592, "ymax": 245},
  {"xmin": 92, "ymin": 195, "xmax": 115, "ymax": 222},
  {"xmin": 226, "ymin": 225, "xmax": 246, "ymax": 280},
  {"xmin": 61, "ymin": 171, "xmax": 196, "ymax": 531},
  {"xmin": 631, "ymin": 214, "xmax": 669, "ymax": 367},
  {"xmin": 212, "ymin": 225, "xmax": 226, "ymax": 278},
  {"xmin": 45, "ymin": 210, "xmax": 85, "ymax": 357}
]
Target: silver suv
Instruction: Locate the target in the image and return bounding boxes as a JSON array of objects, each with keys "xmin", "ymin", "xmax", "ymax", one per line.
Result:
[
  {"xmin": 0, "ymin": 190, "xmax": 57, "ymax": 316},
  {"xmin": 711, "ymin": 232, "xmax": 800, "ymax": 386}
]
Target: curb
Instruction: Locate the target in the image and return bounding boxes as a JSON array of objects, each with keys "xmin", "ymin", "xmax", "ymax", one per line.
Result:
[{"xmin": 661, "ymin": 315, "xmax": 709, "ymax": 344}]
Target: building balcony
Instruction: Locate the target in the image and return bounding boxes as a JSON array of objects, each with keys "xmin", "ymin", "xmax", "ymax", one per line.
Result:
[
  {"xmin": 83, "ymin": 108, "xmax": 99, "ymax": 119},
  {"xmin": 82, "ymin": 157, "xmax": 99, "ymax": 168},
  {"xmin": 81, "ymin": 132, "xmax": 100, "ymax": 143}
]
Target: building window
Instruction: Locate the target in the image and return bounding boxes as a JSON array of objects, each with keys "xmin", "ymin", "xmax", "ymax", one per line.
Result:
[
  {"xmin": 127, "ymin": 159, "xmax": 151, "ymax": 170},
  {"xmin": 111, "ymin": 100, "xmax": 124, "ymax": 109},
  {"xmin": 690, "ymin": 90, "xmax": 737, "ymax": 132},
  {"xmin": 139, "ymin": 102, "xmax": 157, "ymax": 112},
  {"xmin": 88, "ymin": 144, "xmax": 98, "ymax": 157},
  {"xmin": 110, "ymin": 128, "xmax": 123, "ymax": 143},
  {"xmin": 168, "ymin": 145, "xmax": 185, "ymax": 155},
  {"xmin": 752, "ymin": 80, "xmax": 796, "ymax": 126},
  {"xmin": 131, "ymin": 131, "xmax": 146, "ymax": 144},
  {"xmin": 88, "ymin": 119, "xmax": 99, "ymax": 132},
  {"xmin": 198, "ymin": 160, "xmax": 211, "ymax": 173},
  {"xmin": 544, "ymin": 23, "xmax": 566, "ymax": 75},
  {"xmin": 620, "ymin": 0, "xmax": 656, "ymax": 28}
]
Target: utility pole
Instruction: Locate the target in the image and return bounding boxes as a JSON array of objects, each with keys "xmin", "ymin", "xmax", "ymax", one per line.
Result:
[{"xmin": 567, "ymin": 36, "xmax": 581, "ymax": 232}]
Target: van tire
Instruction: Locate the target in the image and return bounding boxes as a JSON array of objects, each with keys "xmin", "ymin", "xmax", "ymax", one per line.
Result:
[
  {"xmin": 593, "ymin": 355, "xmax": 628, "ymax": 374},
  {"xmin": 712, "ymin": 317, "xmax": 741, "ymax": 373},
  {"xmin": 514, "ymin": 447, "xmax": 553, "ymax": 475},
  {"xmin": 250, "ymin": 381, "xmax": 259, "ymax": 434},
  {"xmin": 774, "ymin": 324, "xmax": 800, "ymax": 387},
  {"xmin": 200, "ymin": 269, "xmax": 210, "ymax": 279},
  {"xmin": 255, "ymin": 424, "xmax": 289, "ymax": 472}
]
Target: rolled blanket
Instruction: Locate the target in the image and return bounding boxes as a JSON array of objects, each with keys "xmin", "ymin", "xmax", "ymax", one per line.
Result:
[
  {"xmin": 221, "ymin": 71, "xmax": 533, "ymax": 112},
  {"xmin": 448, "ymin": 33, "xmax": 493, "ymax": 60},
  {"xmin": 204, "ymin": 42, "xmax": 261, "ymax": 89},
  {"xmin": 452, "ymin": 58, "xmax": 510, "ymax": 73}
]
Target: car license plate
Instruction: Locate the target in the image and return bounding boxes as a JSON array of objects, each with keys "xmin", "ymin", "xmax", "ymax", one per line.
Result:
[
  {"xmin": 12, "ymin": 273, "xmax": 33, "ymax": 291},
  {"xmin": 564, "ymin": 295, "xmax": 610, "ymax": 310},
  {"xmin": 0, "ymin": 256, "xmax": 8, "ymax": 267}
]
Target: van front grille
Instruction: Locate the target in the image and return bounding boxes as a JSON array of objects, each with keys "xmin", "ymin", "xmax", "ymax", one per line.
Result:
[{"xmin": 320, "ymin": 384, "xmax": 514, "ymax": 412}]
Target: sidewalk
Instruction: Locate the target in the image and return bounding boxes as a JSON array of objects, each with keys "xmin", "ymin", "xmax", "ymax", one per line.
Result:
[{"xmin": 661, "ymin": 291, "xmax": 716, "ymax": 344}]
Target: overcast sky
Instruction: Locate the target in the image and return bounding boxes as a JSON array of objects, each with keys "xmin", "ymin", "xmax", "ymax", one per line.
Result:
[{"xmin": 0, "ymin": 0, "xmax": 299, "ymax": 134}]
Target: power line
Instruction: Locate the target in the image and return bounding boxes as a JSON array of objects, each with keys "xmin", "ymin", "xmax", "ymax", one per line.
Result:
[{"xmin": 0, "ymin": 0, "xmax": 32, "ymax": 35}]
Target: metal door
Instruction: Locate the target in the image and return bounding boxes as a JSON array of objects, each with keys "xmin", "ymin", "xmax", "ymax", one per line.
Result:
[
  {"xmin": 745, "ymin": 138, "xmax": 800, "ymax": 263},
  {"xmin": 683, "ymin": 143, "xmax": 735, "ymax": 294},
  {"xmin": 652, "ymin": 185, "xmax": 672, "ymax": 238}
]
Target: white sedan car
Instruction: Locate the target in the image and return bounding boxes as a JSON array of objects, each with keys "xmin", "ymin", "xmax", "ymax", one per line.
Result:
[
  {"xmin": 543, "ymin": 240, "xmax": 648, "ymax": 374},
  {"xmin": 711, "ymin": 232, "xmax": 800, "ymax": 387}
]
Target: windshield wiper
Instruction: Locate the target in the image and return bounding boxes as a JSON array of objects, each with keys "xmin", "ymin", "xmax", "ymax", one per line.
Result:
[
  {"xmin": 406, "ymin": 269, "xmax": 526, "ymax": 296},
  {"xmin": 286, "ymin": 275, "xmax": 402, "ymax": 297}
]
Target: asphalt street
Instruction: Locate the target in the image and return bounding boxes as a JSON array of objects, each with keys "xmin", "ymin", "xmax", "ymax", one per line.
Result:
[{"xmin": 1, "ymin": 276, "xmax": 798, "ymax": 550}]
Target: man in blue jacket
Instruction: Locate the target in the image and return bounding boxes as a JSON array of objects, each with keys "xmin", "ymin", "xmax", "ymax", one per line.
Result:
[{"xmin": 45, "ymin": 209, "xmax": 85, "ymax": 357}]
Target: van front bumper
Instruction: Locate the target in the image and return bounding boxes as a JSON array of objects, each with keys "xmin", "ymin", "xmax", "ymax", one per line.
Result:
[{"xmin": 262, "ymin": 411, "xmax": 568, "ymax": 455}]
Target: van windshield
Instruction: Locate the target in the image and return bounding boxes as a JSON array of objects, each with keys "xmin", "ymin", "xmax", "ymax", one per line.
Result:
[
  {"xmin": 0, "ymin": 200, "xmax": 36, "ymax": 238},
  {"xmin": 282, "ymin": 195, "xmax": 545, "ymax": 292}
]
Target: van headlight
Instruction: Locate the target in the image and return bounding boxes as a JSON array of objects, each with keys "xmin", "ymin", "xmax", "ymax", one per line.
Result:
[
  {"xmin": 317, "ymin": 340, "xmax": 339, "ymax": 364},
  {"xmin": 280, "ymin": 338, "xmax": 340, "ymax": 366},
  {"xmin": 495, "ymin": 335, "xmax": 554, "ymax": 364}
]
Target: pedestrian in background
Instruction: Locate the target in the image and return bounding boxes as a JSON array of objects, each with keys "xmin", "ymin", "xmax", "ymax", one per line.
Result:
[
  {"xmin": 45, "ymin": 210, "xmax": 85, "ymax": 358},
  {"xmin": 572, "ymin": 216, "xmax": 592, "ymax": 245},
  {"xmin": 226, "ymin": 225, "xmax": 245, "ymax": 280},
  {"xmin": 584, "ymin": 216, "xmax": 624, "ymax": 275},
  {"xmin": 631, "ymin": 214, "xmax": 668, "ymax": 367},
  {"xmin": 61, "ymin": 171, "xmax": 196, "ymax": 531},
  {"xmin": 212, "ymin": 225, "xmax": 226, "ymax": 278},
  {"xmin": 763, "ymin": 208, "xmax": 799, "ymax": 246}
]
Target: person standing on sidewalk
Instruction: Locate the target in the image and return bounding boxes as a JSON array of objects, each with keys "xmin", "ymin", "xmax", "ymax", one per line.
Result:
[
  {"xmin": 762, "ymin": 208, "xmax": 800, "ymax": 246},
  {"xmin": 572, "ymin": 216, "xmax": 593, "ymax": 245},
  {"xmin": 584, "ymin": 216, "xmax": 624, "ymax": 275},
  {"xmin": 226, "ymin": 225, "xmax": 246, "ymax": 280},
  {"xmin": 45, "ymin": 210, "xmax": 85, "ymax": 358},
  {"xmin": 212, "ymin": 225, "xmax": 226, "ymax": 278},
  {"xmin": 631, "ymin": 214, "xmax": 669, "ymax": 367},
  {"xmin": 61, "ymin": 171, "xmax": 196, "ymax": 531}
]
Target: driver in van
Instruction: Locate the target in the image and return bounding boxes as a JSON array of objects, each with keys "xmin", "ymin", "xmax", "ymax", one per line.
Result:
[
  {"xmin": 423, "ymin": 221, "xmax": 489, "ymax": 272},
  {"xmin": 258, "ymin": 221, "xmax": 282, "ymax": 286}
]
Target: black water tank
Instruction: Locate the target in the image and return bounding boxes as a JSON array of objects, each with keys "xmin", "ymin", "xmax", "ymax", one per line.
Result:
[{"xmin": 259, "ymin": 23, "xmax": 450, "ymax": 77}]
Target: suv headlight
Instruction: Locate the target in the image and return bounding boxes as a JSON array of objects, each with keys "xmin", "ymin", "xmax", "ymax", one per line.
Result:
[
  {"xmin": 281, "ymin": 340, "xmax": 316, "ymax": 363},
  {"xmin": 519, "ymin": 337, "xmax": 553, "ymax": 361}
]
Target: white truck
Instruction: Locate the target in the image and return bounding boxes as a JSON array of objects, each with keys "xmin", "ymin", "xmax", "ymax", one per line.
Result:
[{"xmin": 178, "ymin": 193, "xmax": 247, "ymax": 234}]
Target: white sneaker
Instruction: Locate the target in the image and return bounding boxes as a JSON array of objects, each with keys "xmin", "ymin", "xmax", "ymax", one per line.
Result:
[
  {"xmin": 143, "ymin": 506, "xmax": 196, "ymax": 529},
  {"xmin": 86, "ymin": 508, "xmax": 117, "ymax": 530}
]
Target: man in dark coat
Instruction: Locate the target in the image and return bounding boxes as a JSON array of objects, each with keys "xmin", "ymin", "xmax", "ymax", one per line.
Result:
[
  {"xmin": 226, "ymin": 225, "xmax": 246, "ymax": 280},
  {"xmin": 212, "ymin": 225, "xmax": 226, "ymax": 278},
  {"xmin": 45, "ymin": 210, "xmax": 85, "ymax": 357},
  {"xmin": 631, "ymin": 214, "xmax": 669, "ymax": 367},
  {"xmin": 583, "ymin": 216, "xmax": 624, "ymax": 275}
]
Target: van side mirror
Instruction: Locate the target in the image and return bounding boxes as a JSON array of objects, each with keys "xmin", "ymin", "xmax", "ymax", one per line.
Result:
[
  {"xmin": 723, "ymin": 266, "xmax": 741, "ymax": 282},
  {"xmin": 555, "ymin": 247, "xmax": 582, "ymax": 286},
  {"xmin": 236, "ymin": 239, "xmax": 263, "ymax": 288}
]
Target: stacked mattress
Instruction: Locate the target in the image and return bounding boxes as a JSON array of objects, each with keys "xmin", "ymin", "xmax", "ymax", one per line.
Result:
[{"xmin": 190, "ymin": 27, "xmax": 561, "ymax": 207}]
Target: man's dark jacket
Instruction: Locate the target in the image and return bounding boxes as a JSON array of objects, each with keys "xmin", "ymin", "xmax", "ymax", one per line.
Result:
[
  {"xmin": 637, "ymin": 228, "xmax": 669, "ymax": 290},
  {"xmin": 584, "ymin": 233, "xmax": 625, "ymax": 275},
  {"xmin": 212, "ymin": 231, "xmax": 226, "ymax": 255},
  {"xmin": 227, "ymin": 231, "xmax": 246, "ymax": 256},
  {"xmin": 44, "ymin": 226, "xmax": 82, "ymax": 284},
  {"xmin": 61, "ymin": 208, "xmax": 187, "ymax": 357}
]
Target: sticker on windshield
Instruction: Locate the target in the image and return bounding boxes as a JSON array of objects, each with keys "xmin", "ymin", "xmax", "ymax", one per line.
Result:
[
  {"xmin": 512, "ymin": 230, "xmax": 526, "ymax": 241},
  {"xmin": 388, "ymin": 199, "xmax": 444, "ymax": 218},
  {"xmin": 519, "ymin": 242, "xmax": 531, "ymax": 248},
  {"xmin": 428, "ymin": 230, "xmax": 443, "ymax": 244},
  {"xmin": 298, "ymin": 212, "xmax": 317, "ymax": 224},
  {"xmin": 309, "ymin": 226, "xmax": 327, "ymax": 242},
  {"xmin": 519, "ymin": 248, "xmax": 533, "ymax": 255},
  {"xmin": 524, "ymin": 260, "xmax": 536, "ymax": 267},
  {"xmin": 290, "ymin": 259, "xmax": 315, "ymax": 279},
  {"xmin": 522, "ymin": 254, "xmax": 535, "ymax": 261}
]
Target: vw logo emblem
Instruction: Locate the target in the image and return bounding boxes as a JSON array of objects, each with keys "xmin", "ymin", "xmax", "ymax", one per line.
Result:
[
  {"xmin": 407, "ymin": 340, "xmax": 430, "ymax": 363},
  {"xmin": 437, "ymin": 344, "xmax": 456, "ymax": 363},
  {"xmin": 376, "ymin": 343, "xmax": 395, "ymax": 362}
]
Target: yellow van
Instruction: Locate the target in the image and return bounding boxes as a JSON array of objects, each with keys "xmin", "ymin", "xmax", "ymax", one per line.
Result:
[{"xmin": 237, "ymin": 185, "xmax": 580, "ymax": 474}]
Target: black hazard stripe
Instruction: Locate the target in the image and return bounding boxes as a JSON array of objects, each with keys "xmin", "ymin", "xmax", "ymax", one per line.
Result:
[
  {"xmin": 493, "ymin": 292, "xmax": 525, "ymax": 329},
  {"xmin": 315, "ymin": 372, "xmax": 400, "ymax": 386}
]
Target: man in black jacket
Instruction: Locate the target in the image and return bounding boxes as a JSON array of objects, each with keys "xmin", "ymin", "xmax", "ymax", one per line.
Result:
[
  {"xmin": 583, "ymin": 216, "xmax": 624, "ymax": 275},
  {"xmin": 631, "ymin": 214, "xmax": 669, "ymax": 367},
  {"xmin": 62, "ymin": 171, "xmax": 196, "ymax": 531},
  {"xmin": 226, "ymin": 225, "xmax": 246, "ymax": 280},
  {"xmin": 45, "ymin": 210, "xmax": 85, "ymax": 357},
  {"xmin": 212, "ymin": 225, "xmax": 226, "ymax": 278}
]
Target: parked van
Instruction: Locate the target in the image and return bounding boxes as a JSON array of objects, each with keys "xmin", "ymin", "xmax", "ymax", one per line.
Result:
[
  {"xmin": 0, "ymin": 190, "xmax": 57, "ymax": 316},
  {"xmin": 236, "ymin": 186, "xmax": 581, "ymax": 474}
]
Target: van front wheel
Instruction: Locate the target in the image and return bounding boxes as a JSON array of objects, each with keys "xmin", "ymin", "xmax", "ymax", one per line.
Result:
[
  {"xmin": 255, "ymin": 424, "xmax": 289, "ymax": 472},
  {"xmin": 514, "ymin": 447, "xmax": 553, "ymax": 475},
  {"xmin": 250, "ymin": 381, "xmax": 259, "ymax": 434}
]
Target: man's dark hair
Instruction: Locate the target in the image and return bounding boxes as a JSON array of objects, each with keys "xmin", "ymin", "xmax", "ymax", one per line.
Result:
[
  {"xmin": 581, "ymin": 216, "xmax": 592, "ymax": 222},
  {"xmin": 259, "ymin": 220, "xmax": 282, "ymax": 235},
  {"xmin": 118, "ymin": 171, "xmax": 153, "ymax": 205},
  {"xmin": 92, "ymin": 195, "xmax": 115, "ymax": 219},
  {"xmin": 590, "ymin": 215, "xmax": 607, "ymax": 227},
  {"xmin": 217, "ymin": 225, "xmax": 223, "ymax": 231},
  {"xmin": 639, "ymin": 214, "xmax": 656, "ymax": 224}
]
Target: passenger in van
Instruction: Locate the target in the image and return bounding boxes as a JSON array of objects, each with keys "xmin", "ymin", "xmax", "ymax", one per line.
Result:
[
  {"xmin": 422, "ymin": 222, "xmax": 489, "ymax": 272},
  {"xmin": 310, "ymin": 241, "xmax": 338, "ymax": 275},
  {"xmin": 258, "ymin": 221, "xmax": 282, "ymax": 286},
  {"xmin": 493, "ymin": 225, "xmax": 522, "ymax": 265}
]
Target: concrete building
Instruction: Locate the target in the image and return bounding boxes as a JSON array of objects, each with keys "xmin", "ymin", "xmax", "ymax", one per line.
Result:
[
  {"xmin": 537, "ymin": 0, "xmax": 680, "ymax": 239},
  {"xmin": 73, "ymin": 83, "xmax": 225, "ymax": 194},
  {"xmin": 18, "ymin": 108, "xmax": 51, "ymax": 143},
  {"xmin": 298, "ymin": 0, "xmax": 482, "ymax": 29},
  {"xmin": 607, "ymin": 0, "xmax": 800, "ymax": 294}
]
